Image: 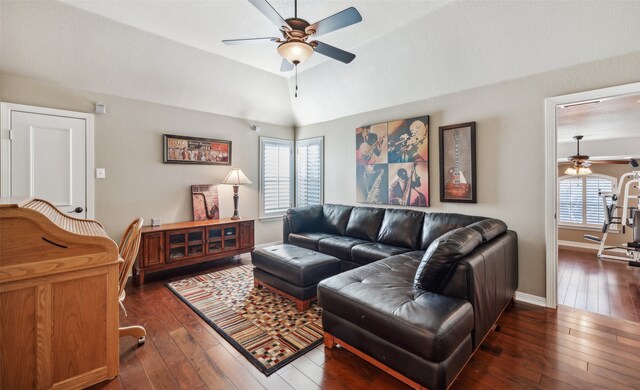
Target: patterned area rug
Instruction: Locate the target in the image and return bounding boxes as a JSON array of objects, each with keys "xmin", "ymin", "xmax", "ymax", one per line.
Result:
[{"xmin": 167, "ymin": 265, "xmax": 323, "ymax": 375}]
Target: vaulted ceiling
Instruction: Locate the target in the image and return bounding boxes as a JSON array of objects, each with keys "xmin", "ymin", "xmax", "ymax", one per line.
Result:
[{"xmin": 2, "ymin": 1, "xmax": 640, "ymax": 127}]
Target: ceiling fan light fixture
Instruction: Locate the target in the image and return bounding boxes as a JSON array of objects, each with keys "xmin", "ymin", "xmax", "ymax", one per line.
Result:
[
  {"xmin": 277, "ymin": 41, "xmax": 313, "ymax": 64},
  {"xmin": 564, "ymin": 164, "xmax": 592, "ymax": 176}
]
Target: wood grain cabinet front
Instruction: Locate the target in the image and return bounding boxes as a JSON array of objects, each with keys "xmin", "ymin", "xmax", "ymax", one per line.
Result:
[
  {"xmin": 135, "ymin": 219, "xmax": 254, "ymax": 285},
  {"xmin": 141, "ymin": 232, "xmax": 164, "ymax": 267}
]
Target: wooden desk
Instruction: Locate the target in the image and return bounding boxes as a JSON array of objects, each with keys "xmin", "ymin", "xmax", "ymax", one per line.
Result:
[
  {"xmin": 0, "ymin": 198, "xmax": 120, "ymax": 389},
  {"xmin": 135, "ymin": 218, "xmax": 254, "ymax": 285}
]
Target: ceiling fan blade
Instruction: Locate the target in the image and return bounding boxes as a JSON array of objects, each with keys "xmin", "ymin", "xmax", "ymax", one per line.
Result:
[
  {"xmin": 312, "ymin": 41, "xmax": 356, "ymax": 64},
  {"xmin": 248, "ymin": 0, "xmax": 289, "ymax": 30},
  {"xmin": 280, "ymin": 59, "xmax": 294, "ymax": 72},
  {"xmin": 222, "ymin": 37, "xmax": 279, "ymax": 45},
  {"xmin": 589, "ymin": 159, "xmax": 630, "ymax": 164},
  {"xmin": 307, "ymin": 7, "xmax": 362, "ymax": 38}
]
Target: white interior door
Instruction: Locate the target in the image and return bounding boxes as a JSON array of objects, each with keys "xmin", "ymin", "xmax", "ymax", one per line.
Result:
[{"xmin": 1, "ymin": 104, "xmax": 95, "ymax": 219}]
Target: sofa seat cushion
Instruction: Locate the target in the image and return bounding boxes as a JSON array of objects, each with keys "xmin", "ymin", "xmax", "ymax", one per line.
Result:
[
  {"xmin": 400, "ymin": 250, "xmax": 426, "ymax": 262},
  {"xmin": 318, "ymin": 236, "xmax": 369, "ymax": 261},
  {"xmin": 351, "ymin": 242, "xmax": 411, "ymax": 265},
  {"xmin": 318, "ymin": 255, "xmax": 474, "ymax": 362},
  {"xmin": 288, "ymin": 232, "xmax": 339, "ymax": 251}
]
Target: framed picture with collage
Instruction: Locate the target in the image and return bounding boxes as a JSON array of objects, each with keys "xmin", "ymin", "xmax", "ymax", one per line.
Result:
[{"xmin": 355, "ymin": 115, "xmax": 429, "ymax": 207}]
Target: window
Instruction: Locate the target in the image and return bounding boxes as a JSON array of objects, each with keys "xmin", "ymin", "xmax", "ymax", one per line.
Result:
[
  {"xmin": 296, "ymin": 137, "xmax": 323, "ymax": 207},
  {"xmin": 260, "ymin": 137, "xmax": 293, "ymax": 219},
  {"xmin": 558, "ymin": 174, "xmax": 615, "ymax": 227}
]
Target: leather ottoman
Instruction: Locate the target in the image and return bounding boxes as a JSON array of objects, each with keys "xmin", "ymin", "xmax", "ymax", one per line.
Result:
[{"xmin": 252, "ymin": 244, "xmax": 340, "ymax": 311}]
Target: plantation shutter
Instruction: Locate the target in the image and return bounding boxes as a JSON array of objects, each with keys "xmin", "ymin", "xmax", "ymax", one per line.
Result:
[
  {"xmin": 558, "ymin": 175, "xmax": 615, "ymax": 226},
  {"xmin": 558, "ymin": 177, "xmax": 583, "ymax": 224},
  {"xmin": 585, "ymin": 177, "xmax": 613, "ymax": 225},
  {"xmin": 260, "ymin": 137, "xmax": 293, "ymax": 219},
  {"xmin": 296, "ymin": 137, "xmax": 323, "ymax": 207}
]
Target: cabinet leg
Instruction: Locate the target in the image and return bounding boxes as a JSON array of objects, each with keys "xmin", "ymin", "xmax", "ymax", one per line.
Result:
[{"xmin": 134, "ymin": 271, "xmax": 145, "ymax": 286}]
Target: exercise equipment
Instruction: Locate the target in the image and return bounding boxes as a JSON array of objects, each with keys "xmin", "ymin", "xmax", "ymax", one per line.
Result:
[{"xmin": 583, "ymin": 160, "xmax": 640, "ymax": 266}]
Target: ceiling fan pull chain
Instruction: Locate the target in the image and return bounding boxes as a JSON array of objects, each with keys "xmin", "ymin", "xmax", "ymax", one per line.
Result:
[{"xmin": 295, "ymin": 64, "xmax": 298, "ymax": 98}]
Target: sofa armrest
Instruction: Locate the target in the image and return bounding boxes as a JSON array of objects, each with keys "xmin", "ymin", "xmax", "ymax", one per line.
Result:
[{"xmin": 440, "ymin": 230, "xmax": 518, "ymax": 348}]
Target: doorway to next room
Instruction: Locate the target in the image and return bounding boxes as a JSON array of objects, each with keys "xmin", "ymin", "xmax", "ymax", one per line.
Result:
[{"xmin": 555, "ymin": 91, "xmax": 640, "ymax": 322}]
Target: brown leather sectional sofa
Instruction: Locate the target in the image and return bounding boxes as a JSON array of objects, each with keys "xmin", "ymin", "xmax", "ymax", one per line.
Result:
[{"xmin": 283, "ymin": 204, "xmax": 518, "ymax": 389}]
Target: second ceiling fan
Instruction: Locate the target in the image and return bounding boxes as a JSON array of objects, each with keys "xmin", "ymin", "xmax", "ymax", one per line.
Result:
[{"xmin": 223, "ymin": 0, "xmax": 362, "ymax": 72}]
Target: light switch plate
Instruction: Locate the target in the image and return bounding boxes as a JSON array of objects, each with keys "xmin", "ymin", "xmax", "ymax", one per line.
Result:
[{"xmin": 96, "ymin": 168, "xmax": 106, "ymax": 179}]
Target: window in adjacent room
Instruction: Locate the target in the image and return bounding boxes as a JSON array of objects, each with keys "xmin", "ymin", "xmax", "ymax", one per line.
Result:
[
  {"xmin": 295, "ymin": 137, "xmax": 324, "ymax": 207},
  {"xmin": 558, "ymin": 174, "xmax": 615, "ymax": 228},
  {"xmin": 260, "ymin": 137, "xmax": 294, "ymax": 219}
]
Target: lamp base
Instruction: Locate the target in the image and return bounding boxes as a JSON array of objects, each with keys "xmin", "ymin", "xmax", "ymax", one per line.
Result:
[{"xmin": 231, "ymin": 185, "xmax": 240, "ymax": 220}]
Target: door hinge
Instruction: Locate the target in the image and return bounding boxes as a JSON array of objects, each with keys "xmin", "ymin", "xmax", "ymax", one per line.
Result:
[{"xmin": 8, "ymin": 130, "xmax": 14, "ymax": 141}]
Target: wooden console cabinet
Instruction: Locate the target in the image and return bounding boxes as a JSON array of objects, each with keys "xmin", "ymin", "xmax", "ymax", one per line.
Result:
[{"xmin": 135, "ymin": 218, "xmax": 254, "ymax": 284}]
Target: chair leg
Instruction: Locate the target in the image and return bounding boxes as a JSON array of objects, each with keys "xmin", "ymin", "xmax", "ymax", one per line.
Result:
[{"xmin": 120, "ymin": 325, "xmax": 146, "ymax": 345}]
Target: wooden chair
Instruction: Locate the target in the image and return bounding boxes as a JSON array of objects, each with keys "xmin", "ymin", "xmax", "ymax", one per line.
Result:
[{"xmin": 117, "ymin": 217, "xmax": 146, "ymax": 345}]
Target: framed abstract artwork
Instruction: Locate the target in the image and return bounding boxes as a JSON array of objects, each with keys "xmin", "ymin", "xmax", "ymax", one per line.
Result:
[
  {"xmin": 163, "ymin": 134, "xmax": 231, "ymax": 165},
  {"xmin": 355, "ymin": 115, "xmax": 429, "ymax": 207},
  {"xmin": 439, "ymin": 122, "xmax": 477, "ymax": 203}
]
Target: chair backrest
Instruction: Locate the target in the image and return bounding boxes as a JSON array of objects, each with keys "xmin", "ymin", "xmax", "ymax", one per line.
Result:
[{"xmin": 118, "ymin": 217, "xmax": 144, "ymax": 297}]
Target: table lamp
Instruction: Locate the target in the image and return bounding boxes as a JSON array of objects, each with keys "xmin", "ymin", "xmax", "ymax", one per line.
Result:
[{"xmin": 223, "ymin": 168, "xmax": 252, "ymax": 220}]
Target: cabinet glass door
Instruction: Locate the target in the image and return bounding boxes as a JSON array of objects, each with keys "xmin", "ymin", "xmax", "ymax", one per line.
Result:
[{"xmin": 223, "ymin": 227, "xmax": 237, "ymax": 250}]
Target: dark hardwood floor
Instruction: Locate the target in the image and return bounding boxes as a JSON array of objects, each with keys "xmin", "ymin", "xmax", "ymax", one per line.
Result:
[
  {"xmin": 93, "ymin": 255, "xmax": 640, "ymax": 389},
  {"xmin": 558, "ymin": 247, "xmax": 640, "ymax": 322}
]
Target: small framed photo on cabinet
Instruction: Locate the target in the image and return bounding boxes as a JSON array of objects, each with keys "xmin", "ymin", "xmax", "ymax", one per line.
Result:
[{"xmin": 439, "ymin": 122, "xmax": 476, "ymax": 203}]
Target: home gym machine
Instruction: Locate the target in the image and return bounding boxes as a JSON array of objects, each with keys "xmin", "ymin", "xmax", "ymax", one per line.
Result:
[{"xmin": 584, "ymin": 159, "xmax": 640, "ymax": 266}]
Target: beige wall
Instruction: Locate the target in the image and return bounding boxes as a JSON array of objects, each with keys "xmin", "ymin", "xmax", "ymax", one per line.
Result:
[
  {"xmin": 0, "ymin": 73, "xmax": 294, "ymax": 244},
  {"xmin": 557, "ymin": 163, "xmax": 637, "ymax": 246},
  {"xmin": 296, "ymin": 52, "xmax": 640, "ymax": 298}
]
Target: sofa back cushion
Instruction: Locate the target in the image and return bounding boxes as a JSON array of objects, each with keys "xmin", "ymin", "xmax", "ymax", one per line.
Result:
[
  {"xmin": 322, "ymin": 204, "xmax": 353, "ymax": 235},
  {"xmin": 468, "ymin": 218, "xmax": 507, "ymax": 242},
  {"xmin": 414, "ymin": 227, "xmax": 483, "ymax": 292},
  {"xmin": 285, "ymin": 205, "xmax": 323, "ymax": 233},
  {"xmin": 420, "ymin": 213, "xmax": 486, "ymax": 250},
  {"xmin": 377, "ymin": 209, "xmax": 425, "ymax": 249},
  {"xmin": 345, "ymin": 207, "xmax": 386, "ymax": 241}
]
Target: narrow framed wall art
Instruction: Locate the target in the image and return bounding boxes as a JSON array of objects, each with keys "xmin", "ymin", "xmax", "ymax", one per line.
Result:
[{"xmin": 439, "ymin": 122, "xmax": 477, "ymax": 203}]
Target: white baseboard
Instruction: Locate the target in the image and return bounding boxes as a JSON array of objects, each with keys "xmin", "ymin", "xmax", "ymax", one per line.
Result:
[
  {"xmin": 558, "ymin": 240, "xmax": 627, "ymax": 253},
  {"xmin": 255, "ymin": 240, "xmax": 282, "ymax": 249},
  {"xmin": 514, "ymin": 291, "xmax": 547, "ymax": 307},
  {"xmin": 558, "ymin": 240, "xmax": 600, "ymax": 251}
]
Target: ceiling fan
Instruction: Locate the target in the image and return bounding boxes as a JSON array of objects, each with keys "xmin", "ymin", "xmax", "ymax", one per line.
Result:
[
  {"xmin": 562, "ymin": 135, "xmax": 633, "ymax": 175},
  {"xmin": 222, "ymin": 0, "xmax": 362, "ymax": 72}
]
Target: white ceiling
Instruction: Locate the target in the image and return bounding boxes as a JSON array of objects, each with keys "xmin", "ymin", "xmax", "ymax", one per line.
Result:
[
  {"xmin": 2, "ymin": 1, "xmax": 640, "ymax": 127},
  {"xmin": 62, "ymin": 0, "xmax": 451, "ymax": 77},
  {"xmin": 557, "ymin": 93, "xmax": 640, "ymax": 159}
]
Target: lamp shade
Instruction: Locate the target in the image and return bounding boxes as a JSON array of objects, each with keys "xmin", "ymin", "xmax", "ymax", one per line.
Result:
[
  {"xmin": 277, "ymin": 41, "xmax": 314, "ymax": 65},
  {"xmin": 223, "ymin": 168, "xmax": 252, "ymax": 185}
]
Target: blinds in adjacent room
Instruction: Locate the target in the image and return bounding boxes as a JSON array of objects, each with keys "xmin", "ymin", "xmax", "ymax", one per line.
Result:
[
  {"xmin": 260, "ymin": 137, "xmax": 293, "ymax": 219},
  {"xmin": 296, "ymin": 137, "xmax": 323, "ymax": 207},
  {"xmin": 585, "ymin": 177, "xmax": 613, "ymax": 225},
  {"xmin": 558, "ymin": 174, "xmax": 615, "ymax": 227},
  {"xmin": 558, "ymin": 177, "xmax": 583, "ymax": 224}
]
